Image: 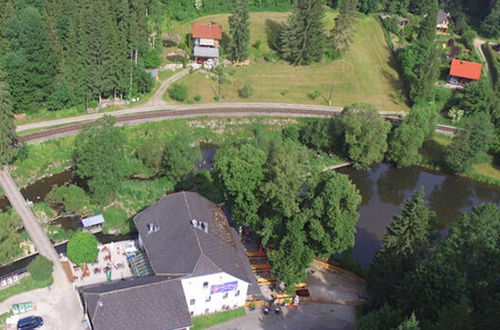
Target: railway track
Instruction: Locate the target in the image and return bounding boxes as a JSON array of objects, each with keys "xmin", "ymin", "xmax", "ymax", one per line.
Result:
[{"xmin": 21, "ymin": 106, "xmax": 458, "ymax": 143}]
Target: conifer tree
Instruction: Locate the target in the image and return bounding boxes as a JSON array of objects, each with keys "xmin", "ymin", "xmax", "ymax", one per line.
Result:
[
  {"xmin": 0, "ymin": 79, "xmax": 16, "ymax": 165},
  {"xmin": 330, "ymin": 0, "xmax": 358, "ymax": 56},
  {"xmin": 228, "ymin": 0, "xmax": 250, "ymax": 62},
  {"xmin": 279, "ymin": 0, "xmax": 326, "ymax": 65}
]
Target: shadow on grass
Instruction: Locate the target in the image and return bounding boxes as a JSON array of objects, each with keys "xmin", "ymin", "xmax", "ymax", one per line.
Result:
[{"xmin": 265, "ymin": 19, "xmax": 285, "ymax": 51}]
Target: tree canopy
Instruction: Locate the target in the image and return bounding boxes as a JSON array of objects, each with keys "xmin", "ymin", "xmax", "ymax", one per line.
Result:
[
  {"xmin": 341, "ymin": 103, "xmax": 391, "ymax": 169},
  {"xmin": 228, "ymin": 0, "xmax": 250, "ymax": 62},
  {"xmin": 67, "ymin": 231, "xmax": 99, "ymax": 265},
  {"xmin": 27, "ymin": 255, "xmax": 53, "ymax": 283},
  {"xmin": 0, "ymin": 79, "xmax": 16, "ymax": 165},
  {"xmin": 74, "ymin": 116, "xmax": 126, "ymax": 204}
]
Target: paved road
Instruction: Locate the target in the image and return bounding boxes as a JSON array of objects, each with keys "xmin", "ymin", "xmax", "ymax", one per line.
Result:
[{"xmin": 0, "ymin": 168, "xmax": 83, "ymax": 330}]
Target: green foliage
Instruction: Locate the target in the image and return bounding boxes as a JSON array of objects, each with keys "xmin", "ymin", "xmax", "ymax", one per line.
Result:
[
  {"xmin": 162, "ymin": 135, "xmax": 200, "ymax": 182},
  {"xmin": 193, "ymin": 94, "xmax": 202, "ymax": 102},
  {"xmin": 299, "ymin": 119, "xmax": 337, "ymax": 153},
  {"xmin": 27, "ymin": 255, "xmax": 53, "ymax": 283},
  {"xmin": 214, "ymin": 143, "xmax": 266, "ymax": 227},
  {"xmin": 369, "ymin": 189, "xmax": 435, "ymax": 306},
  {"xmin": 388, "ymin": 103, "xmax": 437, "ymax": 168},
  {"xmin": 280, "ymin": 0, "xmax": 326, "ymax": 65},
  {"xmin": 142, "ymin": 48, "xmax": 162, "ymax": 69},
  {"xmin": 331, "ymin": 0, "xmax": 358, "ymax": 56},
  {"xmin": 228, "ymin": 0, "xmax": 250, "ymax": 62},
  {"xmin": 74, "ymin": 116, "xmax": 126, "ymax": 204},
  {"xmin": 46, "ymin": 184, "xmax": 91, "ymax": 215},
  {"xmin": 0, "ymin": 79, "xmax": 16, "ymax": 165},
  {"xmin": 0, "ymin": 276, "xmax": 52, "ymax": 304},
  {"xmin": 341, "ymin": 103, "xmax": 391, "ymax": 169},
  {"xmin": 191, "ymin": 307, "xmax": 246, "ymax": 330},
  {"xmin": 2, "ymin": 6, "xmax": 56, "ymax": 113},
  {"xmin": 238, "ymin": 84, "xmax": 254, "ymax": 98},
  {"xmin": 445, "ymin": 112, "xmax": 495, "ymax": 173},
  {"xmin": 356, "ymin": 303, "xmax": 404, "ymax": 330},
  {"xmin": 456, "ymin": 80, "xmax": 494, "ymax": 117},
  {"xmin": 303, "ymin": 171, "xmax": 361, "ymax": 256},
  {"xmin": 268, "ymin": 216, "xmax": 314, "ymax": 291},
  {"xmin": 0, "ymin": 209, "xmax": 23, "ymax": 265},
  {"xmin": 67, "ymin": 231, "xmax": 99, "ymax": 265},
  {"xmin": 358, "ymin": 0, "xmax": 381, "ymax": 14},
  {"xmin": 102, "ymin": 206, "xmax": 129, "ymax": 234},
  {"xmin": 136, "ymin": 136, "xmax": 165, "ymax": 173},
  {"xmin": 168, "ymin": 83, "xmax": 189, "ymax": 102},
  {"xmin": 480, "ymin": 0, "xmax": 500, "ymax": 38}
]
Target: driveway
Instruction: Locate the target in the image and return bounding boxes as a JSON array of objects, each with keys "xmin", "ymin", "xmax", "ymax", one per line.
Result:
[{"xmin": 209, "ymin": 303, "xmax": 355, "ymax": 330}]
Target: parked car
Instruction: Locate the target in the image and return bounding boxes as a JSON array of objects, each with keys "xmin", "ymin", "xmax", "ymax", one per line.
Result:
[{"xmin": 17, "ymin": 316, "xmax": 44, "ymax": 329}]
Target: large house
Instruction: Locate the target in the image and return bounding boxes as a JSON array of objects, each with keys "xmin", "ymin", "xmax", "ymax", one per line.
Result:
[
  {"xmin": 436, "ymin": 9, "xmax": 450, "ymax": 33},
  {"xmin": 448, "ymin": 59, "xmax": 482, "ymax": 85},
  {"xmin": 192, "ymin": 23, "xmax": 222, "ymax": 62},
  {"xmin": 80, "ymin": 192, "xmax": 259, "ymax": 330}
]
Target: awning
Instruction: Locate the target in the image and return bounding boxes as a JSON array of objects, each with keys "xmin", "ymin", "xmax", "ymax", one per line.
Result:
[
  {"xmin": 193, "ymin": 46, "xmax": 219, "ymax": 58},
  {"xmin": 81, "ymin": 214, "xmax": 105, "ymax": 227}
]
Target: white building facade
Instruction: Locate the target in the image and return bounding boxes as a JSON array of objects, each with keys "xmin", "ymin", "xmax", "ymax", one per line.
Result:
[{"xmin": 181, "ymin": 272, "xmax": 249, "ymax": 316}]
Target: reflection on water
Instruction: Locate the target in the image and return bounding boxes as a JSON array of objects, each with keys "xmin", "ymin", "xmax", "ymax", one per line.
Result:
[{"xmin": 338, "ymin": 163, "xmax": 500, "ymax": 267}]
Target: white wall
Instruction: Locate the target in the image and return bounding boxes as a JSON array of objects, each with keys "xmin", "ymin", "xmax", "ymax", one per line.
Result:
[{"xmin": 181, "ymin": 272, "xmax": 248, "ymax": 316}]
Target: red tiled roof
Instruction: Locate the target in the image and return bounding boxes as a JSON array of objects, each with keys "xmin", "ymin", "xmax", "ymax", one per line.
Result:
[
  {"xmin": 449, "ymin": 59, "xmax": 482, "ymax": 80},
  {"xmin": 192, "ymin": 24, "xmax": 222, "ymax": 40}
]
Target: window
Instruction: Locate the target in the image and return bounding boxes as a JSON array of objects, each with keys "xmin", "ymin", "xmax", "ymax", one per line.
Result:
[
  {"xmin": 205, "ymin": 296, "xmax": 211, "ymax": 302},
  {"xmin": 190, "ymin": 299, "xmax": 195, "ymax": 305},
  {"xmin": 223, "ymin": 292, "xmax": 228, "ymax": 299},
  {"xmin": 235, "ymin": 290, "xmax": 240, "ymax": 297},
  {"xmin": 203, "ymin": 282, "xmax": 209, "ymax": 288}
]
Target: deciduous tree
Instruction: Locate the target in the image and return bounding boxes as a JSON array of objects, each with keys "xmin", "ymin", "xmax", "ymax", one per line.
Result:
[
  {"xmin": 67, "ymin": 231, "xmax": 99, "ymax": 265},
  {"xmin": 341, "ymin": 103, "xmax": 391, "ymax": 169},
  {"xmin": 74, "ymin": 116, "xmax": 126, "ymax": 204}
]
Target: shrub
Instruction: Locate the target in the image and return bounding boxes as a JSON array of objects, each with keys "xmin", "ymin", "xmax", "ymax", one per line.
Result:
[
  {"xmin": 282, "ymin": 126, "xmax": 300, "ymax": 142},
  {"xmin": 142, "ymin": 48, "xmax": 162, "ymax": 69},
  {"xmin": 193, "ymin": 94, "xmax": 202, "ymax": 102},
  {"xmin": 27, "ymin": 256, "xmax": 53, "ymax": 283},
  {"xmin": 238, "ymin": 84, "xmax": 254, "ymax": 98},
  {"xmin": 167, "ymin": 83, "xmax": 189, "ymax": 102},
  {"xmin": 102, "ymin": 206, "xmax": 129, "ymax": 234},
  {"xmin": 67, "ymin": 232, "xmax": 99, "ymax": 265},
  {"xmin": 213, "ymin": 95, "xmax": 222, "ymax": 102},
  {"xmin": 308, "ymin": 90, "xmax": 322, "ymax": 100},
  {"xmin": 253, "ymin": 40, "xmax": 261, "ymax": 49}
]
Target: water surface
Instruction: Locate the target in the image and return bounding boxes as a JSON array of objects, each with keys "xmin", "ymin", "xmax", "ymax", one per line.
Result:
[{"xmin": 338, "ymin": 163, "xmax": 500, "ymax": 267}]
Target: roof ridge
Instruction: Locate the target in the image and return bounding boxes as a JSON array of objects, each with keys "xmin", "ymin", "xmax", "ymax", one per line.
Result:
[
  {"xmin": 182, "ymin": 192, "xmax": 204, "ymax": 274},
  {"xmin": 85, "ymin": 276, "xmax": 178, "ymax": 296}
]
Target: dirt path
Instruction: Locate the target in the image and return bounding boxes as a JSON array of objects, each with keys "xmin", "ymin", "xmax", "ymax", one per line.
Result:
[{"xmin": 474, "ymin": 38, "xmax": 493, "ymax": 83}]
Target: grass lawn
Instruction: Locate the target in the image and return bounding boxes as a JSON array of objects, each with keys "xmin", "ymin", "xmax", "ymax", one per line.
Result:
[
  {"xmin": 0, "ymin": 311, "xmax": 13, "ymax": 326},
  {"xmin": 420, "ymin": 134, "xmax": 500, "ymax": 185},
  {"xmin": 170, "ymin": 12, "xmax": 408, "ymax": 112},
  {"xmin": 0, "ymin": 276, "xmax": 52, "ymax": 304},
  {"xmin": 191, "ymin": 307, "xmax": 246, "ymax": 330}
]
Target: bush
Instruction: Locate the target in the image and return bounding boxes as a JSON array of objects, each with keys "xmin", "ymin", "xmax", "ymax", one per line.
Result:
[
  {"xmin": 167, "ymin": 83, "xmax": 189, "ymax": 102},
  {"xmin": 308, "ymin": 90, "xmax": 322, "ymax": 100},
  {"xmin": 193, "ymin": 94, "xmax": 202, "ymax": 102},
  {"xmin": 102, "ymin": 206, "xmax": 129, "ymax": 234},
  {"xmin": 142, "ymin": 48, "xmax": 162, "ymax": 69},
  {"xmin": 238, "ymin": 84, "xmax": 254, "ymax": 98},
  {"xmin": 136, "ymin": 137, "xmax": 165, "ymax": 173},
  {"xmin": 213, "ymin": 95, "xmax": 222, "ymax": 102},
  {"xmin": 282, "ymin": 126, "xmax": 300, "ymax": 142},
  {"xmin": 46, "ymin": 185, "xmax": 91, "ymax": 215},
  {"xmin": 67, "ymin": 232, "xmax": 99, "ymax": 265},
  {"xmin": 27, "ymin": 256, "xmax": 53, "ymax": 283},
  {"xmin": 253, "ymin": 40, "xmax": 261, "ymax": 49}
]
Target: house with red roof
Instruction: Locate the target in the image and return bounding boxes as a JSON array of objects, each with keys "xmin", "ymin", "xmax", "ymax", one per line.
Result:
[
  {"xmin": 192, "ymin": 23, "xmax": 222, "ymax": 62},
  {"xmin": 448, "ymin": 59, "xmax": 482, "ymax": 86}
]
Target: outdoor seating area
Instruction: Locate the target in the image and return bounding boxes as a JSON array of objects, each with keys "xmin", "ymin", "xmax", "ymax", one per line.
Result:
[{"xmin": 67, "ymin": 241, "xmax": 136, "ymax": 285}]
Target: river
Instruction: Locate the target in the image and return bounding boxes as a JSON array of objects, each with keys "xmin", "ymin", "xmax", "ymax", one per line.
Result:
[{"xmin": 338, "ymin": 163, "xmax": 500, "ymax": 267}]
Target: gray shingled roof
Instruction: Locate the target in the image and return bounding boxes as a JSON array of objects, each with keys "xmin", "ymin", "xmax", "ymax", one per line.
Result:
[
  {"xmin": 134, "ymin": 192, "xmax": 260, "ymax": 295},
  {"xmin": 81, "ymin": 276, "xmax": 191, "ymax": 330},
  {"xmin": 437, "ymin": 10, "xmax": 449, "ymax": 24}
]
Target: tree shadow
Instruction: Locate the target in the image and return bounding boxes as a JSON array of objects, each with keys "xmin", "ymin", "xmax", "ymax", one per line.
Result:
[
  {"xmin": 265, "ymin": 19, "xmax": 285, "ymax": 51},
  {"xmin": 420, "ymin": 139, "xmax": 447, "ymax": 168},
  {"xmin": 376, "ymin": 165, "xmax": 421, "ymax": 205},
  {"xmin": 220, "ymin": 31, "xmax": 231, "ymax": 53}
]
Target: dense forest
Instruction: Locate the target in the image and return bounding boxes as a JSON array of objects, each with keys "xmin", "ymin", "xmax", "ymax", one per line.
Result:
[{"xmin": 0, "ymin": 0, "xmax": 157, "ymax": 113}]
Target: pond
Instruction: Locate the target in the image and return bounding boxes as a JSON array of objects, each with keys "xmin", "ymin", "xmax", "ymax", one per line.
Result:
[{"xmin": 338, "ymin": 163, "xmax": 500, "ymax": 267}]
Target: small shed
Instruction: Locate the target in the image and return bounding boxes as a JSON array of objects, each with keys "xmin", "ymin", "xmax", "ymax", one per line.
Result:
[
  {"xmin": 437, "ymin": 10, "xmax": 450, "ymax": 33},
  {"xmin": 81, "ymin": 214, "xmax": 105, "ymax": 233}
]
